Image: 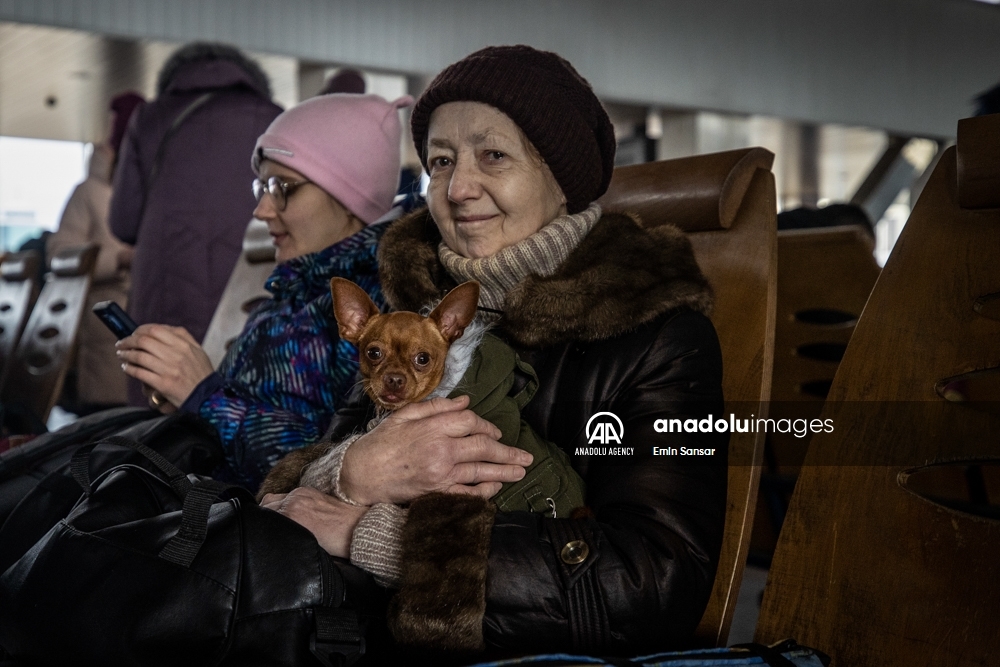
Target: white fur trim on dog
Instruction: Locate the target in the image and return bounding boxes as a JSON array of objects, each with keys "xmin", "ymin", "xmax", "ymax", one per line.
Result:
[{"xmin": 428, "ymin": 317, "xmax": 489, "ymax": 399}]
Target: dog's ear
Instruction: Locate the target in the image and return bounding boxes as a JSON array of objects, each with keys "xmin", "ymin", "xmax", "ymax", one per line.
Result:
[
  {"xmin": 428, "ymin": 281, "xmax": 480, "ymax": 343},
  {"xmin": 331, "ymin": 277, "xmax": 380, "ymax": 344}
]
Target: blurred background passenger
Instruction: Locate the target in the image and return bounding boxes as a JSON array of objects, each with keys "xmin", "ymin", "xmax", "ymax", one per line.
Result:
[
  {"xmin": 974, "ymin": 81, "xmax": 1000, "ymax": 116},
  {"xmin": 776, "ymin": 203, "xmax": 874, "ymax": 238},
  {"xmin": 116, "ymin": 93, "xmax": 414, "ymax": 490},
  {"xmin": 47, "ymin": 91, "xmax": 145, "ymax": 414},
  {"xmin": 317, "ymin": 68, "xmax": 366, "ymax": 96},
  {"xmin": 108, "ymin": 42, "xmax": 283, "ymax": 406}
]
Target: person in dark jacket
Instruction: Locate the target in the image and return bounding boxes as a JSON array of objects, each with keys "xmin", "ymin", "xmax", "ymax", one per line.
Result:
[
  {"xmin": 116, "ymin": 93, "xmax": 414, "ymax": 491},
  {"xmin": 262, "ymin": 45, "xmax": 728, "ymax": 659},
  {"xmin": 974, "ymin": 81, "xmax": 1000, "ymax": 116},
  {"xmin": 108, "ymin": 42, "xmax": 282, "ymax": 406}
]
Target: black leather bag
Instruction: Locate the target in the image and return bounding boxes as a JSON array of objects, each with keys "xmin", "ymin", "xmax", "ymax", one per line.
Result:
[
  {"xmin": 0, "ymin": 436, "xmax": 374, "ymax": 667},
  {"xmin": 0, "ymin": 408, "xmax": 223, "ymax": 574}
]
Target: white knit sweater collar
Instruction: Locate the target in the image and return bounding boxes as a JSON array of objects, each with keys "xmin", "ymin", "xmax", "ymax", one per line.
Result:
[{"xmin": 438, "ymin": 203, "xmax": 602, "ymax": 317}]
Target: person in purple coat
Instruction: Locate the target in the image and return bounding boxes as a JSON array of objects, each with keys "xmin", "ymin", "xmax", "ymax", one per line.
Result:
[{"xmin": 108, "ymin": 42, "xmax": 282, "ymax": 406}]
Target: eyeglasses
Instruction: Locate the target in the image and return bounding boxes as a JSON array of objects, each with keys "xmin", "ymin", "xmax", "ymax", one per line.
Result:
[{"xmin": 252, "ymin": 176, "xmax": 310, "ymax": 211}]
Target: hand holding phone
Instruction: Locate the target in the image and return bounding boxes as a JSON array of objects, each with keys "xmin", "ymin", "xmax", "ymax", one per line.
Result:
[
  {"xmin": 114, "ymin": 319, "xmax": 215, "ymax": 413},
  {"xmin": 92, "ymin": 301, "xmax": 138, "ymax": 339}
]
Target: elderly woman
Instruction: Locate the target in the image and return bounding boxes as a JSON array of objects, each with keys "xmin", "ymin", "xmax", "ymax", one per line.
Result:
[
  {"xmin": 265, "ymin": 46, "xmax": 727, "ymax": 657},
  {"xmin": 116, "ymin": 93, "xmax": 414, "ymax": 490}
]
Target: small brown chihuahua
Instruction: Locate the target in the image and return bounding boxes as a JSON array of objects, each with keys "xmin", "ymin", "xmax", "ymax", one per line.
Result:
[
  {"xmin": 331, "ymin": 277, "xmax": 480, "ymax": 411},
  {"xmin": 257, "ymin": 278, "xmax": 481, "ymax": 499}
]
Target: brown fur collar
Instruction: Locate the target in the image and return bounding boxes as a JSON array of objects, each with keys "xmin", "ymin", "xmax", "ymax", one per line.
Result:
[
  {"xmin": 388, "ymin": 492, "xmax": 496, "ymax": 651},
  {"xmin": 255, "ymin": 441, "xmax": 332, "ymax": 500},
  {"xmin": 378, "ymin": 208, "xmax": 713, "ymax": 348}
]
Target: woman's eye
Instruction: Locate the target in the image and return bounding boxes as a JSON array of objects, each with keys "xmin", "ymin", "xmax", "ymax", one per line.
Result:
[
  {"xmin": 366, "ymin": 347, "xmax": 382, "ymax": 361},
  {"xmin": 414, "ymin": 352, "xmax": 430, "ymax": 367},
  {"xmin": 429, "ymin": 156, "xmax": 452, "ymax": 170},
  {"xmin": 484, "ymin": 150, "xmax": 505, "ymax": 163}
]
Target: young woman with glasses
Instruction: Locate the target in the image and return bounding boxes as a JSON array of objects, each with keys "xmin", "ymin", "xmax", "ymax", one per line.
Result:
[{"xmin": 116, "ymin": 93, "xmax": 415, "ymax": 491}]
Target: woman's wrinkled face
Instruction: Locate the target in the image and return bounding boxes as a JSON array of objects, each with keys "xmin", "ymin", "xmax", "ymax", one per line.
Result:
[
  {"xmin": 425, "ymin": 102, "xmax": 567, "ymax": 259},
  {"xmin": 253, "ymin": 159, "xmax": 364, "ymax": 264}
]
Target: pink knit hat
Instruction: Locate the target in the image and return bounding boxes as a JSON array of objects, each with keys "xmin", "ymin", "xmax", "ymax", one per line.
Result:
[{"xmin": 252, "ymin": 93, "xmax": 414, "ymax": 224}]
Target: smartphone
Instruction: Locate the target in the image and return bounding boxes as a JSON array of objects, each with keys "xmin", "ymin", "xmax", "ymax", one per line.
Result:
[{"xmin": 92, "ymin": 301, "xmax": 138, "ymax": 339}]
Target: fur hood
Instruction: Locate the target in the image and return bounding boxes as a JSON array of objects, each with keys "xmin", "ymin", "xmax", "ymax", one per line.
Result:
[
  {"xmin": 157, "ymin": 42, "xmax": 271, "ymax": 98},
  {"xmin": 378, "ymin": 207, "xmax": 713, "ymax": 348}
]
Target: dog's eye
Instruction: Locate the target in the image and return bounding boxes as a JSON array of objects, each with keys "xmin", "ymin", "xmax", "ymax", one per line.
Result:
[
  {"xmin": 414, "ymin": 352, "xmax": 430, "ymax": 367},
  {"xmin": 366, "ymin": 347, "xmax": 382, "ymax": 361}
]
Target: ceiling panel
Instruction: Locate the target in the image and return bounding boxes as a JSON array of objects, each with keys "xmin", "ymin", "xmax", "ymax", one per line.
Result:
[{"xmin": 0, "ymin": 21, "xmax": 298, "ymax": 143}]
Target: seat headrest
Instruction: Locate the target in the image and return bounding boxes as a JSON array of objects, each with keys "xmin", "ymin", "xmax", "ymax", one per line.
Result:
[
  {"xmin": 957, "ymin": 113, "xmax": 1000, "ymax": 210},
  {"xmin": 1, "ymin": 250, "xmax": 41, "ymax": 282},
  {"xmin": 49, "ymin": 244, "xmax": 98, "ymax": 277},
  {"xmin": 597, "ymin": 147, "xmax": 775, "ymax": 231}
]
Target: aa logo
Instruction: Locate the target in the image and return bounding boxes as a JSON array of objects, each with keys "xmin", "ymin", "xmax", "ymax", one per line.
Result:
[{"xmin": 586, "ymin": 412, "xmax": 624, "ymax": 445}]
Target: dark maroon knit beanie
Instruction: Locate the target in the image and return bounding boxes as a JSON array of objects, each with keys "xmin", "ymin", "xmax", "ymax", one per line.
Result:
[
  {"xmin": 319, "ymin": 68, "xmax": 366, "ymax": 96},
  {"xmin": 411, "ymin": 45, "xmax": 616, "ymax": 214}
]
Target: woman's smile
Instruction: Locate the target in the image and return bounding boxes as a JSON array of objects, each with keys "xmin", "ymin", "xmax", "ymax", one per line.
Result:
[{"xmin": 454, "ymin": 213, "xmax": 499, "ymax": 224}]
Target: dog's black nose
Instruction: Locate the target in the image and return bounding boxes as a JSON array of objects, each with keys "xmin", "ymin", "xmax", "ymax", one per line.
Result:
[{"xmin": 384, "ymin": 374, "xmax": 406, "ymax": 391}]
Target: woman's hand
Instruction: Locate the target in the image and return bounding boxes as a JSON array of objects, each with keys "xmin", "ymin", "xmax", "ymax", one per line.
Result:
[
  {"xmin": 116, "ymin": 323, "xmax": 214, "ymax": 408},
  {"xmin": 141, "ymin": 384, "xmax": 177, "ymax": 415},
  {"xmin": 340, "ymin": 395, "xmax": 533, "ymax": 506},
  {"xmin": 260, "ymin": 488, "xmax": 367, "ymax": 558}
]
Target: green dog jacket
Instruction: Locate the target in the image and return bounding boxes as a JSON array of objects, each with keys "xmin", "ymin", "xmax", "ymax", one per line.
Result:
[{"xmin": 448, "ymin": 333, "xmax": 586, "ymax": 518}]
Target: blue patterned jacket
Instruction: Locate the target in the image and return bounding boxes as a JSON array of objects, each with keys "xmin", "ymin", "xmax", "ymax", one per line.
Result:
[{"xmin": 180, "ymin": 222, "xmax": 386, "ymax": 490}]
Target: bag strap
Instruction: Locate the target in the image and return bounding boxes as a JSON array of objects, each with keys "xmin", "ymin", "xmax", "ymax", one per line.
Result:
[
  {"xmin": 158, "ymin": 479, "xmax": 249, "ymax": 567},
  {"xmin": 136, "ymin": 91, "xmax": 217, "ymax": 223},
  {"xmin": 70, "ymin": 434, "xmax": 192, "ymax": 497},
  {"xmin": 69, "ymin": 431, "xmax": 247, "ymax": 569},
  {"xmin": 311, "ymin": 607, "xmax": 366, "ymax": 667},
  {"xmin": 148, "ymin": 91, "xmax": 216, "ymax": 186}
]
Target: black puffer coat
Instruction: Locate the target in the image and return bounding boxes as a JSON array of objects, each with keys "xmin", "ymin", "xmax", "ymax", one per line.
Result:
[{"xmin": 328, "ymin": 207, "xmax": 728, "ymax": 657}]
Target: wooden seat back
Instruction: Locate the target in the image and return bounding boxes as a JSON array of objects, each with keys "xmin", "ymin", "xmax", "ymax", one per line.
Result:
[
  {"xmin": 755, "ymin": 113, "xmax": 1000, "ymax": 665},
  {"xmin": 0, "ymin": 251, "xmax": 41, "ymax": 385},
  {"xmin": 773, "ymin": 226, "xmax": 880, "ymax": 405},
  {"xmin": 202, "ymin": 219, "xmax": 276, "ymax": 367},
  {"xmin": 600, "ymin": 147, "xmax": 778, "ymax": 646},
  {"xmin": 0, "ymin": 245, "xmax": 98, "ymax": 424},
  {"xmin": 767, "ymin": 226, "xmax": 881, "ymax": 470}
]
